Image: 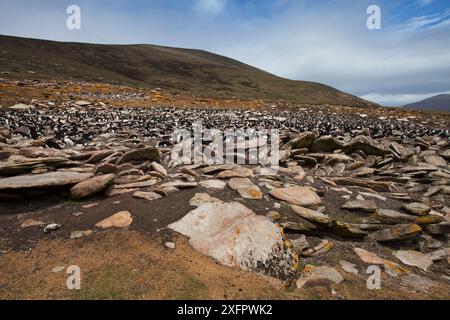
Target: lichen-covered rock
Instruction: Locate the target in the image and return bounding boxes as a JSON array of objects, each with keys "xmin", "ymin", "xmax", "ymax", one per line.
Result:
[
  {"xmin": 169, "ymin": 201, "xmax": 298, "ymax": 279},
  {"xmin": 369, "ymin": 224, "xmax": 422, "ymax": 242}
]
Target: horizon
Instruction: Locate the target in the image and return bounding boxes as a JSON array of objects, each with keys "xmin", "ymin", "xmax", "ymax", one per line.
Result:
[{"xmin": 1, "ymin": 0, "xmax": 450, "ymax": 106}]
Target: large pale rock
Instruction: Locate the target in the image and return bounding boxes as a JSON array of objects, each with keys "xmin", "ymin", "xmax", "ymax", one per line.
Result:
[
  {"xmin": 296, "ymin": 265, "xmax": 343, "ymax": 289},
  {"xmin": 394, "ymin": 250, "xmax": 433, "ymax": 271},
  {"xmin": 169, "ymin": 201, "xmax": 298, "ymax": 278},
  {"xmin": 270, "ymin": 186, "xmax": 321, "ymax": 207},
  {"xmin": 0, "ymin": 171, "xmax": 93, "ymax": 190},
  {"xmin": 95, "ymin": 211, "xmax": 133, "ymax": 229},
  {"xmin": 70, "ymin": 174, "xmax": 115, "ymax": 200}
]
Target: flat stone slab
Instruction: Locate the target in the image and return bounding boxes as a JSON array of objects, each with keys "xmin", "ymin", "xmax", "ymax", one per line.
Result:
[
  {"xmin": 199, "ymin": 179, "xmax": 226, "ymax": 190},
  {"xmin": 291, "ymin": 205, "xmax": 331, "ymax": 225},
  {"xmin": 71, "ymin": 174, "xmax": 115, "ymax": 200},
  {"xmin": 270, "ymin": 186, "xmax": 321, "ymax": 207},
  {"xmin": 0, "ymin": 171, "xmax": 93, "ymax": 190},
  {"xmin": 394, "ymin": 250, "xmax": 433, "ymax": 271}
]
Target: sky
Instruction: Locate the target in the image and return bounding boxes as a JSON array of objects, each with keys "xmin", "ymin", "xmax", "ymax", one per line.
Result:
[{"xmin": 0, "ymin": 0, "xmax": 449, "ymax": 106}]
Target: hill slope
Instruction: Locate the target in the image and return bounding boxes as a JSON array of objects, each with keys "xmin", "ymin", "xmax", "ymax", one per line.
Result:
[
  {"xmin": 0, "ymin": 35, "xmax": 374, "ymax": 107},
  {"xmin": 403, "ymin": 94, "xmax": 450, "ymax": 113}
]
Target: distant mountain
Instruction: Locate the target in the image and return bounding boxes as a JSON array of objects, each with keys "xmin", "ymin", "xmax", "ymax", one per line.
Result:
[
  {"xmin": 403, "ymin": 94, "xmax": 450, "ymax": 113},
  {"xmin": 0, "ymin": 35, "xmax": 376, "ymax": 107}
]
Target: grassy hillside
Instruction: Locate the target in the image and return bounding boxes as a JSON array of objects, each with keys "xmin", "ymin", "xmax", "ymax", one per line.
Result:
[{"xmin": 0, "ymin": 35, "xmax": 375, "ymax": 107}]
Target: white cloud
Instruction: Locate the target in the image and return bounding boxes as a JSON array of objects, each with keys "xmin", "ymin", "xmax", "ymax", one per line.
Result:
[
  {"xmin": 400, "ymin": 10, "xmax": 450, "ymax": 32},
  {"xmin": 418, "ymin": 0, "xmax": 436, "ymax": 6},
  {"xmin": 195, "ymin": 0, "xmax": 227, "ymax": 15}
]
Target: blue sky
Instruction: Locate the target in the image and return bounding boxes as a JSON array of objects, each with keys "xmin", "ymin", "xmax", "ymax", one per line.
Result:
[{"xmin": 1, "ymin": 0, "xmax": 449, "ymax": 106}]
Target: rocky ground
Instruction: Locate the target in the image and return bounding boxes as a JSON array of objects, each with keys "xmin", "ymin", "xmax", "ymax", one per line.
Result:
[{"xmin": 0, "ymin": 79, "xmax": 449, "ymax": 300}]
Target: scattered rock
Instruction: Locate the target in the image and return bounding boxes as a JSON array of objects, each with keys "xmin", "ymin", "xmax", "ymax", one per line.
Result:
[
  {"xmin": 189, "ymin": 193, "xmax": 222, "ymax": 207},
  {"xmin": 401, "ymin": 275, "xmax": 435, "ymax": 293},
  {"xmin": 301, "ymin": 239, "xmax": 333, "ymax": 257},
  {"xmin": 133, "ymin": 191, "xmax": 162, "ymax": 201},
  {"xmin": 291, "ymin": 205, "xmax": 331, "ymax": 225},
  {"xmin": 199, "ymin": 179, "xmax": 226, "ymax": 190},
  {"xmin": 70, "ymin": 174, "xmax": 115, "ymax": 200},
  {"xmin": 228, "ymin": 178, "xmax": 262, "ymax": 200},
  {"xmin": 339, "ymin": 260, "xmax": 359, "ymax": 275},
  {"xmin": 95, "ymin": 211, "xmax": 133, "ymax": 229},
  {"xmin": 369, "ymin": 224, "xmax": 422, "ymax": 242},
  {"xmin": 118, "ymin": 147, "xmax": 160, "ymax": 164},
  {"xmin": 394, "ymin": 250, "xmax": 433, "ymax": 271},
  {"xmin": 266, "ymin": 211, "xmax": 282, "ymax": 221},
  {"xmin": 270, "ymin": 186, "xmax": 321, "ymax": 207},
  {"xmin": 296, "ymin": 265, "xmax": 343, "ymax": 289},
  {"xmin": 150, "ymin": 162, "xmax": 167, "ymax": 176},
  {"xmin": 160, "ymin": 181, "xmax": 198, "ymax": 189},
  {"xmin": 20, "ymin": 219, "xmax": 45, "ymax": 228},
  {"xmin": 342, "ymin": 200, "xmax": 377, "ymax": 213},
  {"xmin": 290, "ymin": 235, "xmax": 309, "ymax": 254},
  {"xmin": 402, "ymin": 203, "xmax": 431, "ymax": 216},
  {"xmin": 165, "ymin": 242, "xmax": 176, "ymax": 249},
  {"xmin": 70, "ymin": 230, "xmax": 93, "ymax": 239}
]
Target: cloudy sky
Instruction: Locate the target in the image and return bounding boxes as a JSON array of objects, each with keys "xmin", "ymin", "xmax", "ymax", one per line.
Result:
[{"xmin": 1, "ymin": 0, "xmax": 449, "ymax": 106}]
